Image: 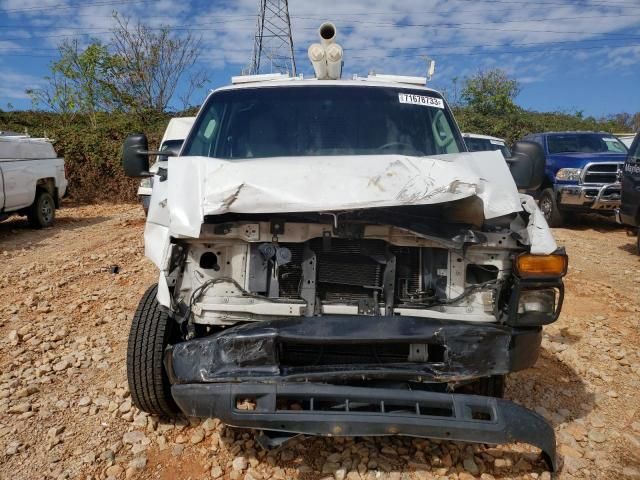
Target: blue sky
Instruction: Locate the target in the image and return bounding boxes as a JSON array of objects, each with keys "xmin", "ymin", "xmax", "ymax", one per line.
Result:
[{"xmin": 0, "ymin": 0, "xmax": 639, "ymax": 117}]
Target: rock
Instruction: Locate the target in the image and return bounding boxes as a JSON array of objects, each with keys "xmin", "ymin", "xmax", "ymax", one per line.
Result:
[
  {"xmin": 202, "ymin": 418, "xmax": 217, "ymax": 432},
  {"xmin": 14, "ymin": 386, "xmax": 39, "ymax": 398},
  {"xmin": 7, "ymin": 330, "xmax": 20, "ymax": 345},
  {"xmin": 48, "ymin": 426, "xmax": 64, "ymax": 438},
  {"xmin": 172, "ymin": 444, "xmax": 184, "ymax": 457},
  {"xmin": 559, "ymin": 444, "xmax": 583, "ymax": 458},
  {"xmin": 564, "ymin": 423, "xmax": 587, "ymax": 441},
  {"xmin": 211, "ymin": 465, "xmax": 224, "ymax": 478},
  {"xmin": 128, "ymin": 455, "xmax": 147, "ymax": 471},
  {"xmin": 539, "ymin": 473, "xmax": 551, "ymax": 480},
  {"xmin": 122, "ymin": 430, "xmax": 148, "ymax": 445},
  {"xmin": 590, "ymin": 416, "xmax": 605, "ymax": 428},
  {"xmin": 190, "ymin": 428, "xmax": 205, "ymax": 444},
  {"xmin": 624, "ymin": 433, "xmax": 640, "ymax": 462},
  {"xmin": 119, "ymin": 399, "xmax": 132, "ymax": 413},
  {"xmin": 77, "ymin": 396, "xmax": 91, "ymax": 407},
  {"xmin": 8, "ymin": 402, "xmax": 31, "ymax": 414},
  {"xmin": 462, "ymin": 457, "xmax": 480, "ymax": 475},
  {"xmin": 233, "ymin": 456, "xmax": 248, "ymax": 472},
  {"xmin": 327, "ymin": 452, "xmax": 342, "ymax": 463},
  {"xmin": 52, "ymin": 360, "xmax": 70, "ymax": 372},
  {"xmin": 106, "ymin": 465, "xmax": 124, "ymax": 477},
  {"xmin": 588, "ymin": 430, "xmax": 607, "ymax": 443},
  {"xmin": 93, "ymin": 396, "xmax": 109, "ymax": 407},
  {"xmin": 334, "ymin": 467, "xmax": 347, "ymax": 480},
  {"xmin": 623, "ymin": 467, "xmax": 640, "ymax": 479},
  {"xmin": 459, "ymin": 473, "xmax": 476, "ymax": 480}
]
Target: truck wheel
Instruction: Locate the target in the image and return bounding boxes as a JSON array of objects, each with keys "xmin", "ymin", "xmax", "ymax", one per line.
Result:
[
  {"xmin": 27, "ymin": 190, "xmax": 55, "ymax": 228},
  {"xmin": 539, "ymin": 188, "xmax": 564, "ymax": 227},
  {"xmin": 127, "ymin": 284, "xmax": 180, "ymax": 417}
]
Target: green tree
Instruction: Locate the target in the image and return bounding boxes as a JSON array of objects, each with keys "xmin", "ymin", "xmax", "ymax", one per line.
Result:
[
  {"xmin": 460, "ymin": 69, "xmax": 521, "ymax": 115},
  {"xmin": 28, "ymin": 39, "xmax": 116, "ymax": 128},
  {"xmin": 109, "ymin": 14, "xmax": 207, "ymax": 116}
]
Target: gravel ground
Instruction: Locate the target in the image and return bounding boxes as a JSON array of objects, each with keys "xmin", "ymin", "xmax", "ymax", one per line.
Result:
[{"xmin": 0, "ymin": 203, "xmax": 639, "ymax": 480}]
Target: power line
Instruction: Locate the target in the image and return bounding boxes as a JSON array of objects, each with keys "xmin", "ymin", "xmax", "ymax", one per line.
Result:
[
  {"xmin": 4, "ymin": 40, "xmax": 639, "ymax": 59},
  {"xmin": 3, "ymin": 35, "xmax": 637, "ymax": 55},
  {"xmin": 2, "ymin": 11, "xmax": 638, "ymax": 30},
  {"xmin": 1, "ymin": 0, "xmax": 151, "ymax": 13}
]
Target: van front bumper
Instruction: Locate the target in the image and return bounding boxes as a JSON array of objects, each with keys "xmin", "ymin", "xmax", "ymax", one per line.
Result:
[
  {"xmin": 171, "ymin": 382, "xmax": 556, "ymax": 471},
  {"xmin": 165, "ymin": 316, "xmax": 542, "ymax": 385}
]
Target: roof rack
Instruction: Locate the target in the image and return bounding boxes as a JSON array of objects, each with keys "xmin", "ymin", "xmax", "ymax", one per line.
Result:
[
  {"xmin": 357, "ymin": 73, "xmax": 427, "ymax": 86},
  {"xmin": 231, "ymin": 72, "xmax": 303, "ymax": 85}
]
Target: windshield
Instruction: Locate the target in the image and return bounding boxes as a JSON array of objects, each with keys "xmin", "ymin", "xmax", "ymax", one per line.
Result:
[
  {"xmin": 464, "ymin": 137, "xmax": 511, "ymax": 158},
  {"xmin": 183, "ymin": 85, "xmax": 464, "ymax": 159},
  {"xmin": 547, "ymin": 133, "xmax": 628, "ymax": 154}
]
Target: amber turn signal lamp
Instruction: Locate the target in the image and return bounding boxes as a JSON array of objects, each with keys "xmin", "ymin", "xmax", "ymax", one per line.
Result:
[{"xmin": 514, "ymin": 253, "xmax": 568, "ymax": 278}]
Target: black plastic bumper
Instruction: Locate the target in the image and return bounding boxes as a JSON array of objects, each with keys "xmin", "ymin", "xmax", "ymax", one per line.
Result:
[
  {"xmin": 172, "ymin": 382, "xmax": 556, "ymax": 471},
  {"xmin": 166, "ymin": 316, "xmax": 541, "ymax": 384}
]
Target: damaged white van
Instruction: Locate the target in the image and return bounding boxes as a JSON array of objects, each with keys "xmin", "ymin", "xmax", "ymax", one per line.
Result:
[{"xmin": 123, "ymin": 24, "xmax": 565, "ymax": 471}]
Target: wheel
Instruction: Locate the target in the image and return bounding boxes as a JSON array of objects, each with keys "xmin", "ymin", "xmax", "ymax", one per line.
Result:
[
  {"xmin": 538, "ymin": 188, "xmax": 564, "ymax": 227},
  {"xmin": 27, "ymin": 190, "xmax": 55, "ymax": 228},
  {"xmin": 127, "ymin": 284, "xmax": 180, "ymax": 417}
]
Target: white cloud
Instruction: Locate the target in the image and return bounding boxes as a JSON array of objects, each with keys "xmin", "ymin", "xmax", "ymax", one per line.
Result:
[{"xmin": 2, "ymin": 0, "xmax": 639, "ymax": 108}]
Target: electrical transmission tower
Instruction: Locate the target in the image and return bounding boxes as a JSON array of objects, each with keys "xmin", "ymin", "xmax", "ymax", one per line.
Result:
[{"xmin": 247, "ymin": 0, "xmax": 296, "ymax": 76}]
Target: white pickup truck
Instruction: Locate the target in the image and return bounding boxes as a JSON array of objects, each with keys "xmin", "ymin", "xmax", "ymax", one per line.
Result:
[{"xmin": 0, "ymin": 134, "xmax": 67, "ymax": 228}]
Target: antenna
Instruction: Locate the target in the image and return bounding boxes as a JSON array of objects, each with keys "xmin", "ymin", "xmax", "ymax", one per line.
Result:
[{"xmin": 246, "ymin": 0, "xmax": 296, "ymax": 76}]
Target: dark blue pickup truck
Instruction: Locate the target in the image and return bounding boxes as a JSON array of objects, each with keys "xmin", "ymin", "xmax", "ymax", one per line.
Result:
[{"xmin": 522, "ymin": 131, "xmax": 628, "ymax": 227}]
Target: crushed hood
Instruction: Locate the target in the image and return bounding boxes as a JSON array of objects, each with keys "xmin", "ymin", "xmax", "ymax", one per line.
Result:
[{"xmin": 168, "ymin": 151, "xmax": 523, "ymax": 238}]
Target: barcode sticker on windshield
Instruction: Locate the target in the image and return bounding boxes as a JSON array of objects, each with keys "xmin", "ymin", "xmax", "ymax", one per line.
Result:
[
  {"xmin": 490, "ymin": 139, "xmax": 505, "ymax": 146},
  {"xmin": 398, "ymin": 93, "xmax": 444, "ymax": 109}
]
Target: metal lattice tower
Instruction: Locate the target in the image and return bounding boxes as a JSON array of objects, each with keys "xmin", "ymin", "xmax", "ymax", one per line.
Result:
[{"xmin": 247, "ymin": 0, "xmax": 296, "ymax": 75}]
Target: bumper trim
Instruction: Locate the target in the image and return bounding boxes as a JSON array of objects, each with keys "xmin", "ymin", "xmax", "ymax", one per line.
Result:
[{"xmin": 172, "ymin": 382, "xmax": 556, "ymax": 471}]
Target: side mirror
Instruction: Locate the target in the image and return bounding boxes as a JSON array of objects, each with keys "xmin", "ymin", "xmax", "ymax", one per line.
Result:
[
  {"xmin": 122, "ymin": 133, "xmax": 151, "ymax": 177},
  {"xmin": 157, "ymin": 149, "xmax": 179, "ymax": 163},
  {"xmin": 507, "ymin": 141, "xmax": 545, "ymax": 190}
]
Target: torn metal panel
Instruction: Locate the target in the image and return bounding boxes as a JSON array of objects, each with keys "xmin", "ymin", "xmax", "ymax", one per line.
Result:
[
  {"xmin": 515, "ymin": 194, "xmax": 558, "ymax": 255},
  {"xmin": 168, "ymin": 151, "xmax": 522, "ymax": 238}
]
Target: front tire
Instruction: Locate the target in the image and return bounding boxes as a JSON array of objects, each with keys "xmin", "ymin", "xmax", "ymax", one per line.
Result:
[
  {"xmin": 27, "ymin": 190, "xmax": 55, "ymax": 228},
  {"xmin": 127, "ymin": 284, "xmax": 180, "ymax": 417},
  {"xmin": 539, "ymin": 188, "xmax": 564, "ymax": 227}
]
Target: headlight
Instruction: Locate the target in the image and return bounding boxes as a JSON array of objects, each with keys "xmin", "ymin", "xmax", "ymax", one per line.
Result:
[
  {"xmin": 139, "ymin": 178, "xmax": 153, "ymax": 189},
  {"xmin": 517, "ymin": 289, "xmax": 556, "ymax": 314},
  {"xmin": 555, "ymin": 168, "xmax": 582, "ymax": 181}
]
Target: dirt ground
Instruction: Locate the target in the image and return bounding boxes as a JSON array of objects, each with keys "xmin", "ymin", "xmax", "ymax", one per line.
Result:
[{"xmin": 0, "ymin": 203, "xmax": 639, "ymax": 480}]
